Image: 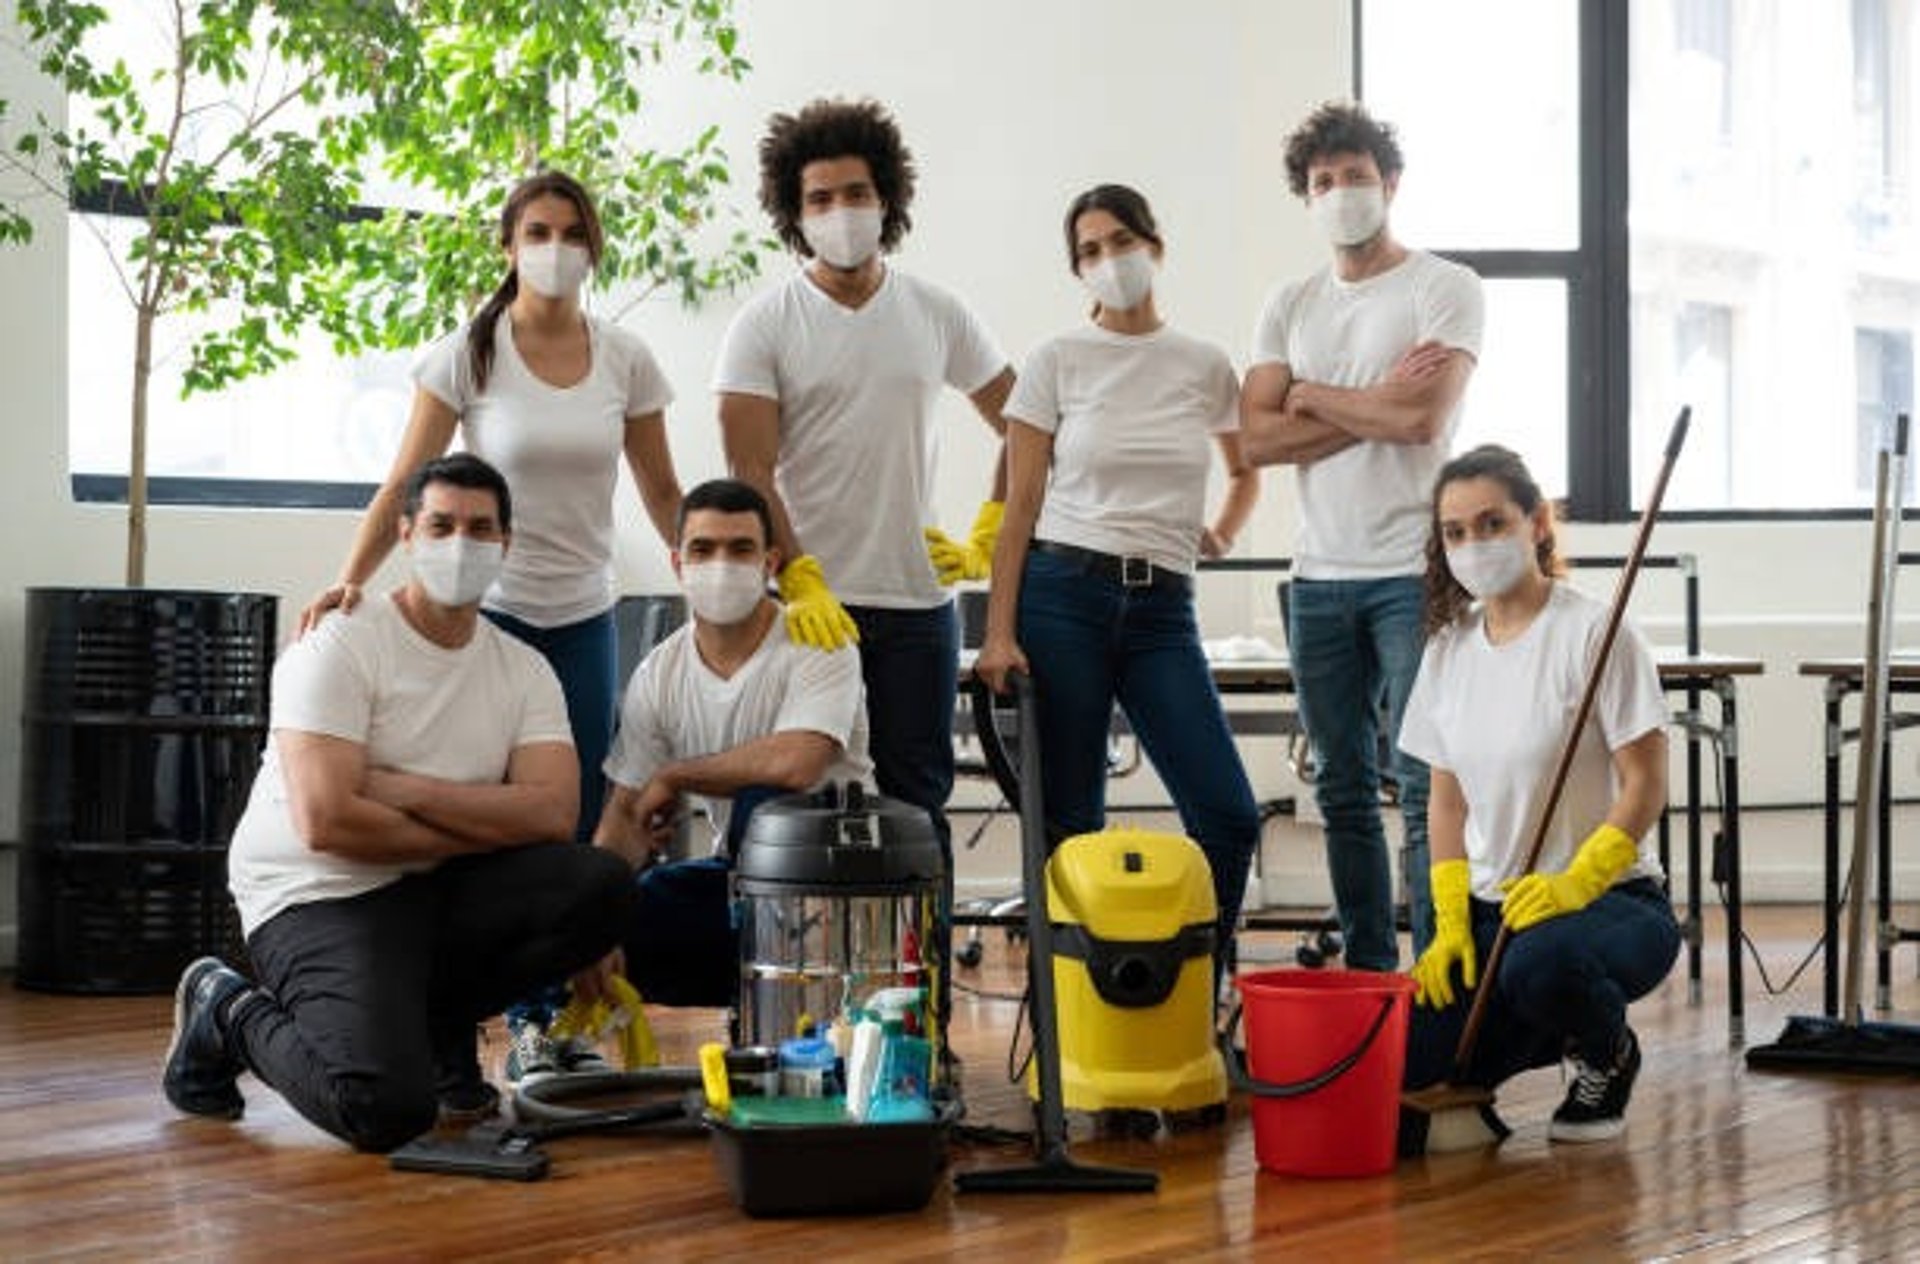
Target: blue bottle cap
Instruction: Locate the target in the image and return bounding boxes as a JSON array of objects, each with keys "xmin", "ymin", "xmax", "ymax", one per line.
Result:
[{"xmin": 779, "ymin": 1035, "xmax": 836, "ymax": 1068}]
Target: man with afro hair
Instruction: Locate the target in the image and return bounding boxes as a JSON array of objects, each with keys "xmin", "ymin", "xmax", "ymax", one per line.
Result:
[{"xmin": 714, "ymin": 97, "xmax": 1013, "ymax": 871}]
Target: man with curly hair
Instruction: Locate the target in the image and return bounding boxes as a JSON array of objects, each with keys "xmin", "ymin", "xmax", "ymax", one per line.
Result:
[
  {"xmin": 714, "ymin": 97, "xmax": 1013, "ymax": 864},
  {"xmin": 1240, "ymin": 100, "xmax": 1485, "ymax": 973}
]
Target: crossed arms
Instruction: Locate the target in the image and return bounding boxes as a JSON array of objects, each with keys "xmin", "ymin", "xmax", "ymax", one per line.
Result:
[
  {"xmin": 1240, "ymin": 340, "xmax": 1475, "ymax": 468},
  {"xmin": 278, "ymin": 729, "xmax": 579, "ymax": 864}
]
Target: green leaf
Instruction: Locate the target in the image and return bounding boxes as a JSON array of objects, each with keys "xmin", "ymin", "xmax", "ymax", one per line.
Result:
[{"xmin": 2, "ymin": 0, "xmax": 761, "ymax": 575}]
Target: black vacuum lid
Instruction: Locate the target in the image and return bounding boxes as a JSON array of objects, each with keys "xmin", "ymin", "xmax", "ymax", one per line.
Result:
[{"xmin": 734, "ymin": 783, "xmax": 943, "ymax": 891}]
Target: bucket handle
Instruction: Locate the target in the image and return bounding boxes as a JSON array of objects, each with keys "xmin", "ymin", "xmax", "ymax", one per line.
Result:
[{"xmin": 1223, "ymin": 992, "xmax": 1400, "ymax": 1100}]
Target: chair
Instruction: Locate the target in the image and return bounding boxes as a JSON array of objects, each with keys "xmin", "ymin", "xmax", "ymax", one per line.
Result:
[
  {"xmin": 613, "ymin": 593, "xmax": 694, "ymax": 859},
  {"xmin": 614, "ymin": 593, "xmax": 688, "ymax": 686},
  {"xmin": 1229, "ymin": 575, "xmax": 1343, "ymax": 967}
]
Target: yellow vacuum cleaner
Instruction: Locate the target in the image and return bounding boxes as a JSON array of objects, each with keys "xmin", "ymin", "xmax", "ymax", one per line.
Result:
[{"xmin": 1040, "ymin": 826, "xmax": 1227, "ymax": 1115}]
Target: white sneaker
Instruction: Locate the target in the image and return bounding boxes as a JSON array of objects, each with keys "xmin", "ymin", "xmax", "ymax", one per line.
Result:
[{"xmin": 504, "ymin": 1017, "xmax": 559, "ymax": 1085}]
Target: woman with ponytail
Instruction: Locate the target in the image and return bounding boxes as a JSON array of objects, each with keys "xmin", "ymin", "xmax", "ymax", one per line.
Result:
[{"xmin": 297, "ymin": 171, "xmax": 683, "ymax": 1086}]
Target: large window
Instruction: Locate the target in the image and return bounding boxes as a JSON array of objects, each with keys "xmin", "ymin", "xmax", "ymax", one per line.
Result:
[
  {"xmin": 67, "ymin": 221, "xmax": 413, "ymax": 505},
  {"xmin": 1360, "ymin": 0, "xmax": 1581, "ymax": 503},
  {"xmin": 1362, "ymin": 0, "xmax": 1920, "ymax": 516},
  {"xmin": 49, "ymin": 10, "xmax": 423, "ymax": 507}
]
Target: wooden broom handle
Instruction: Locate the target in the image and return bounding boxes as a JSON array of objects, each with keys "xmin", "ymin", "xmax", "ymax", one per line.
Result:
[{"xmin": 1452, "ymin": 406, "xmax": 1691, "ymax": 1073}]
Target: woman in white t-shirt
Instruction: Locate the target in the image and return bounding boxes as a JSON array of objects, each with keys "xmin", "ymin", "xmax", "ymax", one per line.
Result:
[
  {"xmin": 298, "ymin": 171, "xmax": 682, "ymax": 845},
  {"xmin": 296, "ymin": 173, "xmax": 682, "ymax": 1081},
  {"xmin": 1397, "ymin": 444, "xmax": 1679, "ymax": 1146},
  {"xmin": 973, "ymin": 183, "xmax": 1262, "ymax": 956}
]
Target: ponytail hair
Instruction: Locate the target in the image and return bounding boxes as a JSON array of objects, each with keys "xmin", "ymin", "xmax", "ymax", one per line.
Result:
[{"xmin": 466, "ymin": 170, "xmax": 605, "ymax": 393}]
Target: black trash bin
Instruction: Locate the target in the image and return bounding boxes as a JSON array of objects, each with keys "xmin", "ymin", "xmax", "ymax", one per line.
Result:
[{"xmin": 16, "ymin": 587, "xmax": 275, "ymax": 993}]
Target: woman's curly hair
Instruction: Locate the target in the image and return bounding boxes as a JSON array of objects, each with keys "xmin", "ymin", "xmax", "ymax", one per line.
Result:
[
  {"xmin": 758, "ymin": 98, "xmax": 917, "ymax": 256},
  {"xmin": 1282, "ymin": 100, "xmax": 1404, "ymax": 199},
  {"xmin": 1423, "ymin": 444, "xmax": 1564, "ymax": 636}
]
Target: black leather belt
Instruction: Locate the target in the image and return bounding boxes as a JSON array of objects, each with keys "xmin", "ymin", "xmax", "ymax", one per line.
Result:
[{"xmin": 1030, "ymin": 539, "xmax": 1191, "ymax": 593}]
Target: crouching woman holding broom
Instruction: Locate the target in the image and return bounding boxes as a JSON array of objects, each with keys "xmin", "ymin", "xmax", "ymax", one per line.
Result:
[{"xmin": 1395, "ymin": 444, "xmax": 1680, "ymax": 1149}]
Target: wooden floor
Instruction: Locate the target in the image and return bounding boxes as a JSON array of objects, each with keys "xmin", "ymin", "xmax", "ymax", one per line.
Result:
[{"xmin": 4, "ymin": 906, "xmax": 1920, "ymax": 1261}]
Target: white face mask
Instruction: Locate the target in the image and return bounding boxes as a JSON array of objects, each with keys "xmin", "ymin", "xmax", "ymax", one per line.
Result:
[
  {"xmin": 411, "ymin": 534, "xmax": 505, "ymax": 608},
  {"xmin": 682, "ymin": 559, "xmax": 769, "ymax": 625},
  {"xmin": 1310, "ymin": 184, "xmax": 1387, "ymax": 248},
  {"xmin": 1081, "ymin": 248, "xmax": 1157, "ymax": 313},
  {"xmin": 801, "ymin": 206, "xmax": 884, "ymax": 270},
  {"xmin": 1445, "ymin": 532, "xmax": 1537, "ymax": 601},
  {"xmin": 516, "ymin": 241, "xmax": 593, "ymax": 300}
]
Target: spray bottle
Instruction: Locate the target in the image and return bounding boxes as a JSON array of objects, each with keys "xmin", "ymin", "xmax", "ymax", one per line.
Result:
[{"xmin": 866, "ymin": 986, "xmax": 934, "ymax": 1123}]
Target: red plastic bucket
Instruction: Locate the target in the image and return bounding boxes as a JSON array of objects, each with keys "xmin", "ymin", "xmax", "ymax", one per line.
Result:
[{"xmin": 1234, "ymin": 968, "xmax": 1415, "ymax": 1177}]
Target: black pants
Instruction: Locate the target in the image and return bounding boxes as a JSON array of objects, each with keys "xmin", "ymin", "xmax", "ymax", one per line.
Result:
[{"xmin": 232, "ymin": 843, "xmax": 636, "ymax": 1152}]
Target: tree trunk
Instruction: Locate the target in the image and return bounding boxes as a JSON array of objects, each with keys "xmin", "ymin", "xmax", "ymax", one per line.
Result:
[{"xmin": 127, "ymin": 302, "xmax": 153, "ymax": 588}]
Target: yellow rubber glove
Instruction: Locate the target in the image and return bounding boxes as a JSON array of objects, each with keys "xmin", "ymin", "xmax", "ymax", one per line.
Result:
[
  {"xmin": 1499, "ymin": 823, "xmax": 1639, "ymax": 932},
  {"xmin": 549, "ymin": 973, "xmax": 661, "ymax": 1070},
  {"xmin": 1410, "ymin": 858, "xmax": 1477, "ymax": 1010},
  {"xmin": 923, "ymin": 500, "xmax": 1004, "ymax": 585},
  {"xmin": 777, "ymin": 554, "xmax": 859, "ymax": 650}
]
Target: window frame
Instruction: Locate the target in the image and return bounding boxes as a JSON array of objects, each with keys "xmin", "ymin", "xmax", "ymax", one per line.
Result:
[
  {"xmin": 64, "ymin": 177, "xmax": 404, "ymax": 510},
  {"xmin": 1355, "ymin": 0, "xmax": 1914, "ymax": 524},
  {"xmin": 1356, "ymin": 0, "xmax": 1630, "ymax": 522}
]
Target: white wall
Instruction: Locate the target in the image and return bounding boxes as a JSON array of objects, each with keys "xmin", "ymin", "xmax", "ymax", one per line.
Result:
[{"xmin": 0, "ymin": 0, "xmax": 1906, "ymax": 964}]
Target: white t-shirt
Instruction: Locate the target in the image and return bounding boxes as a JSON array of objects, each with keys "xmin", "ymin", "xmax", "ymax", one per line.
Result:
[
  {"xmin": 228, "ymin": 594, "xmax": 574, "ymax": 935},
  {"xmin": 1005, "ymin": 324, "xmax": 1239, "ymax": 575},
  {"xmin": 1249, "ymin": 249, "xmax": 1484, "ymax": 580},
  {"xmin": 604, "ymin": 605, "xmax": 872, "ymax": 845},
  {"xmin": 711, "ymin": 267, "xmax": 1007, "ymax": 609},
  {"xmin": 413, "ymin": 312, "xmax": 676, "ymax": 627},
  {"xmin": 1398, "ymin": 583, "xmax": 1668, "ymax": 902}
]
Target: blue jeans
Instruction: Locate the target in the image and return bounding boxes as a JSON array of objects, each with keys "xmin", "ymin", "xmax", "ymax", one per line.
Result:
[
  {"xmin": 485, "ymin": 607, "xmax": 618, "ymax": 1029},
  {"xmin": 847, "ymin": 602, "xmax": 959, "ymax": 853},
  {"xmin": 1402, "ymin": 879, "xmax": 1681, "ymax": 1090},
  {"xmin": 617, "ymin": 784, "xmax": 785, "ymax": 1009},
  {"xmin": 1017, "ymin": 549, "xmax": 1261, "ymax": 948},
  {"xmin": 482, "ymin": 607, "xmax": 617, "ymax": 842},
  {"xmin": 1288, "ymin": 576, "xmax": 1432, "ymax": 970}
]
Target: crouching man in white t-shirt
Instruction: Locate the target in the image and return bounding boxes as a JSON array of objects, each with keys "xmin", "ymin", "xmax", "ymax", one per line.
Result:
[
  {"xmin": 590, "ymin": 478, "xmax": 870, "ymax": 1008},
  {"xmin": 162, "ymin": 454, "xmax": 637, "ymax": 1152}
]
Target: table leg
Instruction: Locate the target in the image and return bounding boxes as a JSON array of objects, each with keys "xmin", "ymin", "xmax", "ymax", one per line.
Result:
[
  {"xmin": 1878, "ymin": 729, "xmax": 1894, "ymax": 1012},
  {"xmin": 1716, "ymin": 677, "xmax": 1744, "ymax": 1046},
  {"xmin": 1824, "ymin": 678, "xmax": 1845, "ymax": 1019},
  {"xmin": 1685, "ymin": 680, "xmax": 1705, "ymax": 1004}
]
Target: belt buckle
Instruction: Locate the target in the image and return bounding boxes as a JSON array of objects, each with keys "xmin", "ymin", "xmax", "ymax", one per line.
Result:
[{"xmin": 1121, "ymin": 555, "xmax": 1153, "ymax": 587}]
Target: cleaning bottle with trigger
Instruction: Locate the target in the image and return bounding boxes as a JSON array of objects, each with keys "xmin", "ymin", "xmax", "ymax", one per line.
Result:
[{"xmin": 866, "ymin": 987, "xmax": 933, "ymax": 1123}]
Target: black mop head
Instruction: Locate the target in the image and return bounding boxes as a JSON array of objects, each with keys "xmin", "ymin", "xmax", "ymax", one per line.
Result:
[{"xmin": 1746, "ymin": 1015, "xmax": 1920, "ymax": 1075}]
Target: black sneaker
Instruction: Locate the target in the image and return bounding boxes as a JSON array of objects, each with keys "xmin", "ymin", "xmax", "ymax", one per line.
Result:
[
  {"xmin": 1549, "ymin": 1028, "xmax": 1641, "ymax": 1142},
  {"xmin": 436, "ymin": 1075, "xmax": 502, "ymax": 1125},
  {"xmin": 162, "ymin": 957, "xmax": 251, "ymax": 1120},
  {"xmin": 434, "ymin": 1030, "xmax": 502, "ymax": 1126}
]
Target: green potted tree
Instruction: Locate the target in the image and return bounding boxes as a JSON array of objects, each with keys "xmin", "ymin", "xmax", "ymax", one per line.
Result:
[{"xmin": 0, "ymin": 0, "xmax": 762, "ymax": 990}]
